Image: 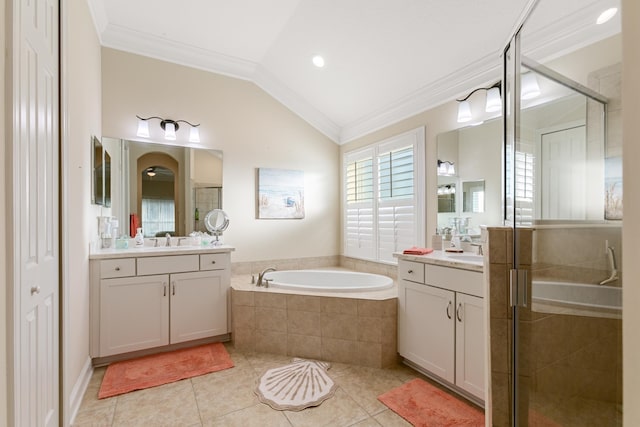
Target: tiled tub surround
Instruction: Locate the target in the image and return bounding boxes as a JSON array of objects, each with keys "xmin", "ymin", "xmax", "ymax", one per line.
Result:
[
  {"xmin": 231, "ymin": 255, "xmax": 398, "ymax": 280},
  {"xmin": 231, "ymin": 276, "xmax": 398, "ymax": 369}
]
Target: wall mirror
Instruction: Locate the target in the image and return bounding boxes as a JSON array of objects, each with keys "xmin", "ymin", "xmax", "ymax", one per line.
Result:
[
  {"xmin": 436, "ymin": 39, "xmax": 615, "ymax": 230},
  {"xmin": 92, "ymin": 136, "xmax": 111, "ymax": 207},
  {"xmin": 101, "ymin": 137, "xmax": 223, "ymax": 237},
  {"xmin": 437, "ymin": 184, "xmax": 456, "ymax": 213},
  {"xmin": 462, "ymin": 180, "xmax": 485, "ymax": 213}
]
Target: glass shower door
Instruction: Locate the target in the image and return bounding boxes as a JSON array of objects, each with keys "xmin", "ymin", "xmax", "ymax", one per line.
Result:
[{"xmin": 504, "ymin": 1, "xmax": 623, "ymax": 425}]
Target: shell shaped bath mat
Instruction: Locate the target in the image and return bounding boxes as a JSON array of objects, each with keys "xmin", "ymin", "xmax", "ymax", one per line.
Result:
[{"xmin": 255, "ymin": 358, "xmax": 337, "ymax": 411}]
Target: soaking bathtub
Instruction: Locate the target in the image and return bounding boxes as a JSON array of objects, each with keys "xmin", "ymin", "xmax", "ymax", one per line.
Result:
[
  {"xmin": 531, "ymin": 280, "xmax": 622, "ymax": 319},
  {"xmin": 230, "ymin": 268, "xmax": 398, "ymax": 367},
  {"xmin": 262, "ymin": 269, "xmax": 394, "ymax": 292}
]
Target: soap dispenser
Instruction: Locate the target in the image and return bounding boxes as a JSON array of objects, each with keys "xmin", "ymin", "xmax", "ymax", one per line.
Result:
[{"xmin": 134, "ymin": 227, "xmax": 144, "ymax": 247}]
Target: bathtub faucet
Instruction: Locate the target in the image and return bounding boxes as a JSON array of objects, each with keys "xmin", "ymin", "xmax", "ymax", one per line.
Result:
[
  {"xmin": 257, "ymin": 267, "xmax": 276, "ymax": 287},
  {"xmin": 599, "ymin": 246, "xmax": 619, "ymax": 285}
]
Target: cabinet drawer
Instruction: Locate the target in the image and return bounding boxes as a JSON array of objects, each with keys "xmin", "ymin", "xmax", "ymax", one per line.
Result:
[
  {"xmin": 137, "ymin": 255, "xmax": 199, "ymax": 275},
  {"xmin": 100, "ymin": 258, "xmax": 136, "ymax": 279},
  {"xmin": 425, "ymin": 264, "xmax": 483, "ymax": 297},
  {"xmin": 398, "ymin": 260, "xmax": 425, "ymax": 283},
  {"xmin": 200, "ymin": 253, "xmax": 230, "ymax": 271}
]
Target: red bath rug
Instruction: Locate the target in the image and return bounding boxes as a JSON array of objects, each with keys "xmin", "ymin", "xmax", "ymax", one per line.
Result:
[
  {"xmin": 378, "ymin": 378, "xmax": 484, "ymax": 426},
  {"xmin": 98, "ymin": 342, "xmax": 234, "ymax": 399}
]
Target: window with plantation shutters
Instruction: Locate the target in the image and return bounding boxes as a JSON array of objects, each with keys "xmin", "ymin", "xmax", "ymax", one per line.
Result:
[
  {"xmin": 343, "ymin": 127, "xmax": 425, "ymax": 263},
  {"xmin": 506, "ymin": 143, "xmax": 535, "ymax": 226}
]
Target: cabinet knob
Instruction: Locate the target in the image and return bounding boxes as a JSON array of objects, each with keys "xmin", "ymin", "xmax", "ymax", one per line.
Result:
[
  {"xmin": 115, "ymin": 266, "xmax": 120, "ymax": 271},
  {"xmin": 211, "ymin": 260, "xmax": 216, "ymax": 264},
  {"xmin": 31, "ymin": 286, "xmax": 41, "ymax": 295},
  {"xmin": 407, "ymin": 269, "xmax": 413, "ymax": 274}
]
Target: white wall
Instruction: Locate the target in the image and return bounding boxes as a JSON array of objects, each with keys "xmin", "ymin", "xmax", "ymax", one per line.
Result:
[
  {"xmin": 101, "ymin": 48, "xmax": 340, "ymax": 263},
  {"xmin": 63, "ymin": 0, "xmax": 103, "ymax": 422},
  {"xmin": 622, "ymin": 0, "xmax": 640, "ymax": 424}
]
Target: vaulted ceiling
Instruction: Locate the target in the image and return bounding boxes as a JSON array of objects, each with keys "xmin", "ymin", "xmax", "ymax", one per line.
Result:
[{"xmin": 87, "ymin": 0, "xmax": 620, "ymax": 143}]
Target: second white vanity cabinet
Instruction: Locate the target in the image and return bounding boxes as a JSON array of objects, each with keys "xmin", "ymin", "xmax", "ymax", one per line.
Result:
[
  {"xmin": 91, "ymin": 248, "xmax": 233, "ymax": 359},
  {"xmin": 397, "ymin": 256, "xmax": 485, "ymax": 402}
]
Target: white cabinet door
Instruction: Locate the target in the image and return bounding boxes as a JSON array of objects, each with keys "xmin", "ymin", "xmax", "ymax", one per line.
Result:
[
  {"xmin": 398, "ymin": 280, "xmax": 455, "ymax": 382},
  {"xmin": 100, "ymin": 274, "xmax": 169, "ymax": 356},
  {"xmin": 170, "ymin": 270, "xmax": 228, "ymax": 344},
  {"xmin": 455, "ymin": 293, "xmax": 485, "ymax": 400}
]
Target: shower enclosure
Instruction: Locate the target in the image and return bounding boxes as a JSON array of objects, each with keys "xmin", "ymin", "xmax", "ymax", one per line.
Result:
[{"xmin": 502, "ymin": 1, "xmax": 622, "ymax": 425}]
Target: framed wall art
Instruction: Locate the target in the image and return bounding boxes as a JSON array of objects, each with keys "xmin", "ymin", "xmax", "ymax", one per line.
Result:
[{"xmin": 257, "ymin": 168, "xmax": 305, "ymax": 219}]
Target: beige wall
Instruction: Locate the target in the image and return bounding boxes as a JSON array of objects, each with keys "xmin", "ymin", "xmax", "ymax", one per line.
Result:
[
  {"xmin": 101, "ymin": 48, "xmax": 340, "ymax": 263},
  {"xmin": 622, "ymin": 0, "xmax": 640, "ymax": 424},
  {"xmin": 1, "ymin": 0, "xmax": 7, "ymax": 423},
  {"xmin": 63, "ymin": 0, "xmax": 103, "ymax": 423}
]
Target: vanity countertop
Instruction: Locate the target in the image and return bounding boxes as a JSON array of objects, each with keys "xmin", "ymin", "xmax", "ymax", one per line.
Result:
[
  {"xmin": 394, "ymin": 250, "xmax": 483, "ymax": 272},
  {"xmin": 89, "ymin": 244, "xmax": 235, "ymax": 260}
]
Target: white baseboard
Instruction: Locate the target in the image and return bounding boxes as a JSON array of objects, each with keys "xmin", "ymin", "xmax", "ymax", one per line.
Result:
[{"xmin": 68, "ymin": 357, "xmax": 93, "ymax": 425}]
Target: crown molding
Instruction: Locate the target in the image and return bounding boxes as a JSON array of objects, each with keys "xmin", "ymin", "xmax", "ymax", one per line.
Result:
[
  {"xmin": 88, "ymin": 2, "xmax": 620, "ymax": 147},
  {"xmin": 339, "ymin": 52, "xmax": 503, "ymax": 144},
  {"xmin": 99, "ymin": 24, "xmax": 258, "ymax": 81},
  {"xmin": 253, "ymin": 66, "xmax": 342, "ymax": 142},
  {"xmin": 94, "ymin": 22, "xmax": 340, "ymax": 142},
  {"xmin": 339, "ymin": 3, "xmax": 620, "ymax": 144}
]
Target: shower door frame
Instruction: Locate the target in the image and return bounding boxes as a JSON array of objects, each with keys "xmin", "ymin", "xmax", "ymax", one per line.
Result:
[{"xmin": 502, "ymin": 2, "xmax": 610, "ymax": 425}]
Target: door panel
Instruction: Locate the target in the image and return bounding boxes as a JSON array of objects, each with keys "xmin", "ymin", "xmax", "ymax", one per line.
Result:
[{"xmin": 14, "ymin": 0, "xmax": 60, "ymax": 425}]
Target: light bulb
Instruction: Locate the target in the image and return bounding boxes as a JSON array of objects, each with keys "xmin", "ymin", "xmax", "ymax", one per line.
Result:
[
  {"xmin": 137, "ymin": 119, "xmax": 150, "ymax": 138},
  {"xmin": 485, "ymin": 87, "xmax": 502, "ymax": 112},
  {"xmin": 189, "ymin": 126, "xmax": 200, "ymax": 143},
  {"xmin": 521, "ymin": 73, "xmax": 541, "ymax": 100},
  {"xmin": 312, "ymin": 55, "xmax": 325, "ymax": 68},
  {"xmin": 596, "ymin": 8, "xmax": 617, "ymax": 25},
  {"xmin": 164, "ymin": 122, "xmax": 176, "ymax": 140},
  {"xmin": 457, "ymin": 101, "xmax": 472, "ymax": 123}
]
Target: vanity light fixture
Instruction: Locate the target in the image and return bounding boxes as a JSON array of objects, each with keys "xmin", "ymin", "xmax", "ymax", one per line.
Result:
[
  {"xmin": 136, "ymin": 115, "xmax": 201, "ymax": 143},
  {"xmin": 521, "ymin": 72, "xmax": 541, "ymax": 100},
  {"xmin": 456, "ymin": 81, "xmax": 501, "ymax": 123},
  {"xmin": 437, "ymin": 160, "xmax": 456, "ymax": 176}
]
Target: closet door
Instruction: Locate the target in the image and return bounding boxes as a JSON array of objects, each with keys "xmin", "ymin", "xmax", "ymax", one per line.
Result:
[{"xmin": 12, "ymin": 0, "xmax": 60, "ymax": 425}]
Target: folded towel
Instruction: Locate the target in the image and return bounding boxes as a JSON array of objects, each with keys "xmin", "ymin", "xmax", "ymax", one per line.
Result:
[{"xmin": 403, "ymin": 247, "xmax": 434, "ymax": 255}]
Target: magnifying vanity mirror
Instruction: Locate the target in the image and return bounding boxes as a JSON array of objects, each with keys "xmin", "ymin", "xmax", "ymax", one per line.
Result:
[
  {"xmin": 204, "ymin": 209, "xmax": 229, "ymax": 244},
  {"xmin": 100, "ymin": 137, "xmax": 223, "ymax": 238}
]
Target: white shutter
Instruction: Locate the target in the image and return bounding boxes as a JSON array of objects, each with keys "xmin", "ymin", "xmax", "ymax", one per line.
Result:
[
  {"xmin": 506, "ymin": 144, "xmax": 535, "ymax": 226},
  {"xmin": 343, "ymin": 127, "xmax": 424, "ymax": 263},
  {"xmin": 344, "ymin": 149, "xmax": 375, "ymax": 259}
]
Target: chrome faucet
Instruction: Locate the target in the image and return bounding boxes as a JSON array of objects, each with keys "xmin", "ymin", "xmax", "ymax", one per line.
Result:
[
  {"xmin": 165, "ymin": 233, "xmax": 172, "ymax": 247},
  {"xmin": 599, "ymin": 246, "xmax": 619, "ymax": 285},
  {"xmin": 471, "ymin": 242, "xmax": 484, "ymax": 256},
  {"xmin": 257, "ymin": 267, "xmax": 276, "ymax": 287}
]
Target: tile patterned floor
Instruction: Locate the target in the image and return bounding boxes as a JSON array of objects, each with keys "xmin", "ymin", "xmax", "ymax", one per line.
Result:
[{"xmin": 73, "ymin": 343, "xmax": 474, "ymax": 426}]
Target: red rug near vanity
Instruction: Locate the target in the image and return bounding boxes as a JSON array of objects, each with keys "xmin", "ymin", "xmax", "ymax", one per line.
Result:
[
  {"xmin": 378, "ymin": 378, "xmax": 484, "ymax": 426},
  {"xmin": 98, "ymin": 342, "xmax": 234, "ymax": 399}
]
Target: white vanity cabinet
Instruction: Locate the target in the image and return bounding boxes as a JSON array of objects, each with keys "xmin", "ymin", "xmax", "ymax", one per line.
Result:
[
  {"xmin": 397, "ymin": 257, "xmax": 485, "ymax": 402},
  {"xmin": 90, "ymin": 248, "xmax": 233, "ymax": 359}
]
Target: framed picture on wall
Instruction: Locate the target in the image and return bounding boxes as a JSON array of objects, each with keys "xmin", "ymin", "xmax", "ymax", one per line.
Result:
[
  {"xmin": 256, "ymin": 168, "xmax": 305, "ymax": 219},
  {"xmin": 605, "ymin": 156, "xmax": 622, "ymax": 220}
]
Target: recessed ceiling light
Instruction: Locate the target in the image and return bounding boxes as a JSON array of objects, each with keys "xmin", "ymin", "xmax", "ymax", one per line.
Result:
[
  {"xmin": 596, "ymin": 7, "xmax": 618, "ymax": 25},
  {"xmin": 312, "ymin": 55, "xmax": 325, "ymax": 68}
]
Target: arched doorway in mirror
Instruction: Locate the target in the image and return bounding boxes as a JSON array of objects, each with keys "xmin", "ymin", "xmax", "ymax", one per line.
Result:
[{"xmin": 137, "ymin": 152, "xmax": 181, "ymax": 237}]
